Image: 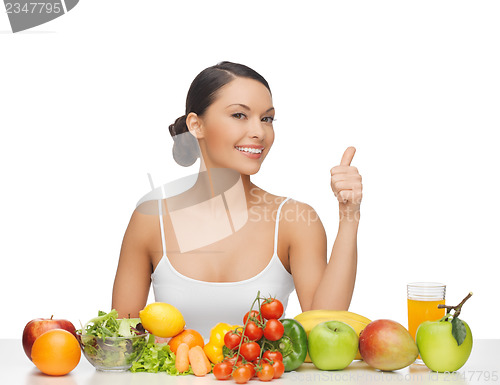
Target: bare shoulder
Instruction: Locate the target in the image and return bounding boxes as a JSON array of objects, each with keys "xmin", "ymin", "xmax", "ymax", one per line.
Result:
[
  {"xmin": 279, "ymin": 198, "xmax": 326, "ymax": 250},
  {"xmin": 124, "ymin": 200, "xmax": 160, "ymax": 250},
  {"xmin": 250, "ymin": 186, "xmax": 322, "ymax": 225},
  {"xmin": 248, "ymin": 186, "xmax": 326, "ymax": 245},
  {"xmin": 280, "ymin": 198, "xmax": 323, "ymax": 225}
]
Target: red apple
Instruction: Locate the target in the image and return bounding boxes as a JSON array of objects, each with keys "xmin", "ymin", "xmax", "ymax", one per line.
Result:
[
  {"xmin": 359, "ymin": 319, "xmax": 418, "ymax": 371},
  {"xmin": 22, "ymin": 316, "xmax": 77, "ymax": 361}
]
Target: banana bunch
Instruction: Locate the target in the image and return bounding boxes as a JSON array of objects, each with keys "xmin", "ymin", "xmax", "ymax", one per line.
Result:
[{"xmin": 294, "ymin": 310, "xmax": 371, "ymax": 361}]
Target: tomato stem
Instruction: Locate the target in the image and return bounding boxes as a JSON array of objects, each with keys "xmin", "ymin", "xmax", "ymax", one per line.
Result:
[
  {"xmin": 257, "ymin": 295, "xmax": 262, "ymax": 326},
  {"xmin": 231, "ymin": 290, "xmax": 262, "ymax": 372}
]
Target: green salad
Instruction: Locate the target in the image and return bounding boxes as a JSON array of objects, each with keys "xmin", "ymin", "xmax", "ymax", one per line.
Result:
[
  {"xmin": 77, "ymin": 310, "xmax": 148, "ymax": 370},
  {"xmin": 77, "ymin": 310, "xmax": 192, "ymax": 374},
  {"xmin": 129, "ymin": 335, "xmax": 192, "ymax": 375},
  {"xmin": 79, "ymin": 309, "xmax": 144, "ymax": 337}
]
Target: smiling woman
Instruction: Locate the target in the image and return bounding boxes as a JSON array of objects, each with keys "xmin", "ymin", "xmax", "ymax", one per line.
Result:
[
  {"xmin": 111, "ymin": 61, "xmax": 363, "ymax": 338},
  {"xmin": 167, "ymin": 63, "xmax": 274, "ymax": 169}
]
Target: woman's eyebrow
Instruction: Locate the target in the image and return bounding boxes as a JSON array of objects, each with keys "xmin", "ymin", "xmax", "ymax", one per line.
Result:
[{"xmin": 226, "ymin": 103, "xmax": 275, "ymax": 113}]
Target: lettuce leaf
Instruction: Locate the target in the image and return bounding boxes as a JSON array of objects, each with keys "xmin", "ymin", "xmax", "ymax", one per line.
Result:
[
  {"xmin": 118, "ymin": 318, "xmax": 141, "ymax": 337},
  {"xmin": 78, "ymin": 310, "xmax": 142, "ymax": 338},
  {"xmin": 81, "ymin": 310, "xmax": 120, "ymax": 338},
  {"xmin": 129, "ymin": 335, "xmax": 193, "ymax": 375}
]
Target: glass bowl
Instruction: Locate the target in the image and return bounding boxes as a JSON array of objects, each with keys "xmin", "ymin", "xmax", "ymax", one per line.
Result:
[{"xmin": 76, "ymin": 331, "xmax": 148, "ymax": 371}]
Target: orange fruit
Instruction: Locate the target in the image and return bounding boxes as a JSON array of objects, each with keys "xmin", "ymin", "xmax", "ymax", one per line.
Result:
[
  {"xmin": 31, "ymin": 329, "xmax": 81, "ymax": 376},
  {"xmin": 168, "ymin": 329, "xmax": 205, "ymax": 354}
]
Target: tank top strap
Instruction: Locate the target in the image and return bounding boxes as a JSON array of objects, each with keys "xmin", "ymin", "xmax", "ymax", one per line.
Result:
[
  {"xmin": 158, "ymin": 187, "xmax": 167, "ymax": 257},
  {"xmin": 273, "ymin": 197, "xmax": 290, "ymax": 254},
  {"xmin": 158, "ymin": 195, "xmax": 290, "ymax": 258}
]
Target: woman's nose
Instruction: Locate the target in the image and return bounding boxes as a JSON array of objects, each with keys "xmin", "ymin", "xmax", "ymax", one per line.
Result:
[{"xmin": 248, "ymin": 118, "xmax": 266, "ymax": 139}]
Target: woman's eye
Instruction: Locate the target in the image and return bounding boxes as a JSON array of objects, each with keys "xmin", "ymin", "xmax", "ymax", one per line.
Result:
[{"xmin": 232, "ymin": 113, "xmax": 275, "ymax": 123}]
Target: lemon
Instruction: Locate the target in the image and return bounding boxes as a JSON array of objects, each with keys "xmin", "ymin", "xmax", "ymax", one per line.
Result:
[{"xmin": 139, "ymin": 302, "xmax": 185, "ymax": 338}]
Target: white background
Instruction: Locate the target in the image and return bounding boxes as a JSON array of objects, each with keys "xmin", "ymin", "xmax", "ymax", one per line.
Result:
[{"xmin": 1, "ymin": 1, "xmax": 499, "ymax": 339}]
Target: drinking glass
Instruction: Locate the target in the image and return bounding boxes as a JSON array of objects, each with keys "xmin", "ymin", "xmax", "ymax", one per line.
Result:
[
  {"xmin": 407, "ymin": 282, "xmax": 446, "ymax": 364},
  {"xmin": 407, "ymin": 282, "xmax": 446, "ymax": 341}
]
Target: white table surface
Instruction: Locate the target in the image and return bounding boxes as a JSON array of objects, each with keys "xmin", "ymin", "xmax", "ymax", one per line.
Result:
[{"xmin": 1, "ymin": 339, "xmax": 498, "ymax": 384}]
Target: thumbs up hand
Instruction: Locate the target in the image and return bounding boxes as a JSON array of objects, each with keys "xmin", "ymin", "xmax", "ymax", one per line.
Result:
[{"xmin": 330, "ymin": 146, "xmax": 363, "ymax": 214}]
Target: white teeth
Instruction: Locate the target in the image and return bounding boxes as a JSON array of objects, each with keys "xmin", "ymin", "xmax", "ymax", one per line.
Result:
[{"xmin": 236, "ymin": 146, "xmax": 263, "ymax": 154}]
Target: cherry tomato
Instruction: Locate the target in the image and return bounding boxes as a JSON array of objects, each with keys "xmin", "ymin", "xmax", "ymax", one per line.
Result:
[
  {"xmin": 262, "ymin": 350, "xmax": 283, "ymax": 363},
  {"xmin": 240, "ymin": 342, "xmax": 261, "ymax": 362},
  {"xmin": 224, "ymin": 330, "xmax": 242, "ymax": 350},
  {"xmin": 271, "ymin": 360, "xmax": 285, "ymax": 379},
  {"xmin": 260, "ymin": 298, "xmax": 284, "ymax": 320},
  {"xmin": 243, "ymin": 310, "xmax": 263, "ymax": 324},
  {"xmin": 244, "ymin": 362, "xmax": 256, "ymax": 378},
  {"xmin": 213, "ymin": 361, "xmax": 233, "ymax": 380},
  {"xmin": 243, "ymin": 321, "xmax": 263, "ymax": 341},
  {"xmin": 233, "ymin": 366, "xmax": 252, "ymax": 384},
  {"xmin": 225, "ymin": 356, "xmax": 242, "ymax": 367},
  {"xmin": 263, "ymin": 319, "xmax": 284, "ymax": 341},
  {"xmin": 252, "ymin": 358, "xmax": 261, "ymax": 367},
  {"xmin": 257, "ymin": 363, "xmax": 275, "ymax": 382}
]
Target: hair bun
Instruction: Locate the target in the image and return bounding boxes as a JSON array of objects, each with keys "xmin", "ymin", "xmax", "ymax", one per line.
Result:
[
  {"xmin": 169, "ymin": 115, "xmax": 187, "ymax": 137},
  {"xmin": 169, "ymin": 114, "xmax": 200, "ymax": 167}
]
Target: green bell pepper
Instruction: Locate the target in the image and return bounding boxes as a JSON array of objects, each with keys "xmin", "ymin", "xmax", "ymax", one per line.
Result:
[{"xmin": 275, "ymin": 318, "xmax": 308, "ymax": 371}]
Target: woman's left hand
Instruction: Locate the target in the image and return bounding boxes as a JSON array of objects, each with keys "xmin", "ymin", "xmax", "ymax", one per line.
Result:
[{"xmin": 330, "ymin": 146, "xmax": 363, "ymax": 216}]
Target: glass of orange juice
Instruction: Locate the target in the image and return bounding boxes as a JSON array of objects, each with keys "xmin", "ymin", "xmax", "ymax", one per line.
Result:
[
  {"xmin": 407, "ymin": 282, "xmax": 446, "ymax": 340},
  {"xmin": 407, "ymin": 282, "xmax": 446, "ymax": 364}
]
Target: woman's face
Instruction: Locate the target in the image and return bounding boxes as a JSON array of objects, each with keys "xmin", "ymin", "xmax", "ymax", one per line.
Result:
[{"xmin": 193, "ymin": 77, "xmax": 275, "ymax": 175}]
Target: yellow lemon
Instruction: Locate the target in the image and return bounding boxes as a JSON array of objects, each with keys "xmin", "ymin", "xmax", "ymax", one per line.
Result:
[{"xmin": 139, "ymin": 302, "xmax": 185, "ymax": 338}]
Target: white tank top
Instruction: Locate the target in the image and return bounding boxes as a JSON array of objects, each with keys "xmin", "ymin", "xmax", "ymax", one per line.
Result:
[{"xmin": 151, "ymin": 197, "xmax": 295, "ymax": 340}]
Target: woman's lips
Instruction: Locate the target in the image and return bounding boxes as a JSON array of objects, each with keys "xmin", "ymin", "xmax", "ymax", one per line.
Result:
[{"xmin": 235, "ymin": 147, "xmax": 263, "ymax": 159}]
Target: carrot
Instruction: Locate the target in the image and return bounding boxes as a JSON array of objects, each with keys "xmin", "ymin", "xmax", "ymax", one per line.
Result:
[
  {"xmin": 188, "ymin": 345, "xmax": 209, "ymax": 376},
  {"xmin": 175, "ymin": 343, "xmax": 190, "ymax": 373},
  {"xmin": 201, "ymin": 346, "xmax": 212, "ymax": 373}
]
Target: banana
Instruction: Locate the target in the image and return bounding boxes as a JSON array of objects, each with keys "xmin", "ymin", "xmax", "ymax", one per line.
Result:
[{"xmin": 294, "ymin": 310, "xmax": 371, "ymax": 361}]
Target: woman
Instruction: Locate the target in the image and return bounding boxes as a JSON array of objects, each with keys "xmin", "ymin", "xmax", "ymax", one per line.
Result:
[{"xmin": 111, "ymin": 61, "xmax": 362, "ymax": 338}]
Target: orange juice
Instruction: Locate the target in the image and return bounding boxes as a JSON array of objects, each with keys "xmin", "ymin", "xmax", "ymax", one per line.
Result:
[{"xmin": 407, "ymin": 298, "xmax": 445, "ymax": 340}]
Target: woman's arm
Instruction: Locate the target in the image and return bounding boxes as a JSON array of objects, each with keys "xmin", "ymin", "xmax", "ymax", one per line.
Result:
[
  {"xmin": 111, "ymin": 208, "xmax": 154, "ymax": 318},
  {"xmin": 289, "ymin": 146, "xmax": 362, "ymax": 311},
  {"xmin": 310, "ymin": 212, "xmax": 359, "ymax": 310},
  {"xmin": 287, "ymin": 201, "xmax": 328, "ymax": 312},
  {"xmin": 287, "ymin": 202, "xmax": 359, "ymax": 311},
  {"xmin": 287, "ymin": 201, "xmax": 358, "ymax": 311}
]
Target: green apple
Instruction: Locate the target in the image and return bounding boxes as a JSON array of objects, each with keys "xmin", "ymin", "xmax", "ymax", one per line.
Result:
[
  {"xmin": 308, "ymin": 320, "xmax": 358, "ymax": 370},
  {"xmin": 416, "ymin": 318, "xmax": 473, "ymax": 372}
]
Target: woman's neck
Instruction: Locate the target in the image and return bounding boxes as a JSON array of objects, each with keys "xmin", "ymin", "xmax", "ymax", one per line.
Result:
[{"xmin": 192, "ymin": 157, "xmax": 257, "ymax": 202}]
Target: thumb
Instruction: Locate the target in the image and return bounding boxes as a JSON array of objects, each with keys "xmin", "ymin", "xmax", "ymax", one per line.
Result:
[{"xmin": 340, "ymin": 146, "xmax": 356, "ymax": 166}]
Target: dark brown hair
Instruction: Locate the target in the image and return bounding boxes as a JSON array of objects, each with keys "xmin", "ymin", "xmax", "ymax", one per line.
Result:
[{"xmin": 169, "ymin": 61, "xmax": 272, "ymax": 166}]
